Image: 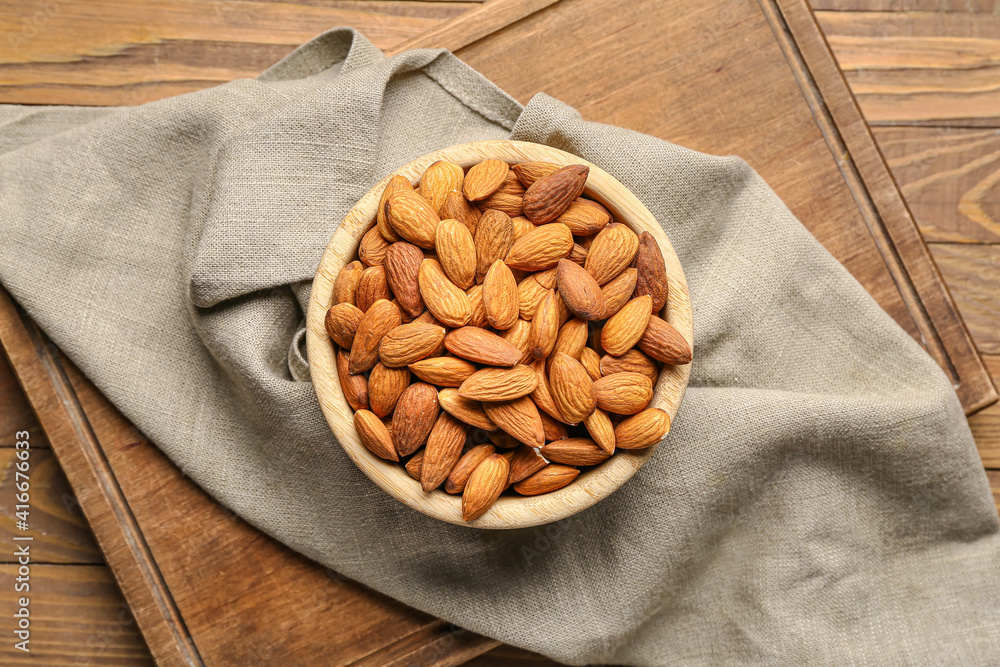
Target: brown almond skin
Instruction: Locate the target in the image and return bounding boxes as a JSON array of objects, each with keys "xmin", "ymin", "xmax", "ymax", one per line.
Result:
[
  {"xmin": 325, "ymin": 302, "xmax": 364, "ymax": 350},
  {"xmin": 556, "ymin": 198, "xmax": 611, "ymax": 236},
  {"xmin": 633, "ymin": 231, "xmax": 668, "ymax": 313},
  {"xmin": 440, "ymin": 190, "xmax": 482, "ymax": 236},
  {"xmin": 580, "ymin": 347, "xmax": 603, "ymax": 382},
  {"xmin": 601, "ymin": 268, "xmax": 639, "ymax": 319},
  {"xmin": 522, "ymin": 164, "xmax": 589, "ymax": 224},
  {"xmin": 585, "ymin": 223, "xmax": 640, "ymax": 285},
  {"xmin": 438, "ymin": 388, "xmax": 497, "ymax": 431},
  {"xmin": 445, "ymin": 444, "xmax": 495, "ymax": 494},
  {"xmin": 391, "ymin": 382, "xmax": 440, "ymax": 456},
  {"xmin": 512, "ymin": 161, "xmax": 560, "ymax": 188},
  {"xmin": 541, "ymin": 438, "xmax": 610, "ymax": 466},
  {"xmin": 408, "ymin": 357, "xmax": 477, "ymax": 387},
  {"xmin": 482, "ymin": 396, "xmax": 545, "ymax": 447},
  {"xmin": 511, "ymin": 215, "xmax": 535, "ymax": 240},
  {"xmin": 539, "ymin": 410, "xmax": 569, "ymax": 442},
  {"xmin": 602, "ymin": 295, "xmax": 653, "ymax": 356},
  {"xmin": 418, "ymin": 258, "xmax": 472, "ymax": 328},
  {"xmin": 557, "ymin": 258, "xmax": 606, "ymax": 321},
  {"xmin": 336, "ymin": 348, "xmax": 369, "ymax": 411},
  {"xmin": 405, "ymin": 450, "xmax": 424, "ymax": 480},
  {"xmin": 600, "ymin": 348, "xmax": 659, "ymax": 382},
  {"xmin": 584, "ymin": 408, "xmax": 616, "ymax": 453},
  {"xmin": 513, "ymin": 464, "xmax": 580, "ymax": 496},
  {"xmin": 502, "ymin": 318, "xmax": 534, "ymax": 365},
  {"xmin": 464, "ymin": 159, "xmax": 510, "ymax": 201},
  {"xmin": 517, "ymin": 275, "xmax": 549, "ymax": 320},
  {"xmin": 529, "ymin": 289, "xmax": 561, "ymax": 360},
  {"xmin": 359, "ymin": 225, "xmax": 392, "ymax": 266},
  {"xmin": 534, "ymin": 267, "xmax": 558, "ymax": 289},
  {"xmin": 552, "ymin": 318, "xmax": 588, "ymax": 360},
  {"xmin": 475, "ymin": 209, "xmax": 515, "ymax": 283},
  {"xmin": 505, "ymin": 223, "xmax": 574, "ymax": 272},
  {"xmin": 421, "ymin": 412, "xmax": 468, "ymax": 492},
  {"xmin": 458, "ymin": 365, "xmax": 538, "ymax": 402},
  {"xmin": 435, "ymin": 218, "xmax": 477, "ymax": 289},
  {"xmin": 377, "ymin": 175, "xmax": 411, "ymax": 242},
  {"xmin": 368, "ymin": 364, "xmax": 411, "ymax": 418},
  {"xmin": 507, "ymin": 444, "xmax": 547, "ymax": 484},
  {"xmin": 444, "ymin": 327, "xmax": 522, "ymax": 367},
  {"xmin": 385, "ymin": 190, "xmax": 440, "ymax": 249},
  {"xmin": 548, "ymin": 352, "xmax": 597, "ymax": 424},
  {"xmin": 489, "ymin": 431, "xmax": 520, "ymax": 450},
  {"xmin": 615, "ymin": 408, "xmax": 671, "ymax": 449},
  {"xmin": 594, "ymin": 372, "xmax": 654, "ymax": 415},
  {"xmin": 482, "ymin": 260, "xmax": 519, "ymax": 330},
  {"xmin": 419, "ymin": 160, "xmax": 464, "ymax": 215},
  {"xmin": 569, "ymin": 243, "xmax": 588, "ymax": 266},
  {"xmin": 354, "ymin": 410, "xmax": 399, "ymax": 461},
  {"xmin": 348, "ymin": 299, "xmax": 402, "ymax": 375},
  {"xmin": 383, "ymin": 242, "xmax": 425, "ymax": 318},
  {"xmin": 462, "ymin": 453, "xmax": 509, "ymax": 521},
  {"xmin": 478, "ymin": 190, "xmax": 522, "ymax": 217},
  {"xmin": 356, "ymin": 265, "xmax": 393, "ymax": 313},
  {"xmin": 332, "ymin": 260, "xmax": 364, "ymax": 306},
  {"xmin": 639, "ymin": 316, "xmax": 693, "ymax": 365},
  {"xmin": 379, "ymin": 322, "xmax": 447, "ymax": 367}
]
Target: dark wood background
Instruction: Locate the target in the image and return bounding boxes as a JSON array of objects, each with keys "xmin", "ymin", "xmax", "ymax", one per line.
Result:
[{"xmin": 1, "ymin": 0, "xmax": 998, "ymax": 664}]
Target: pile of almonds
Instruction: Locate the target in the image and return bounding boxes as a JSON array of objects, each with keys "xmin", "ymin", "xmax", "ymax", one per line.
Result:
[{"xmin": 325, "ymin": 157, "xmax": 692, "ymax": 521}]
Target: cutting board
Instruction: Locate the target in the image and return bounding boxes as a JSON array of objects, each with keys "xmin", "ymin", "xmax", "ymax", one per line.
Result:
[{"xmin": 1, "ymin": 0, "xmax": 995, "ymax": 665}]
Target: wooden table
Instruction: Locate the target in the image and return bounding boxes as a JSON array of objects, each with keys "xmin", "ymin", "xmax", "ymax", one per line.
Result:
[{"xmin": 1, "ymin": 0, "xmax": 998, "ymax": 665}]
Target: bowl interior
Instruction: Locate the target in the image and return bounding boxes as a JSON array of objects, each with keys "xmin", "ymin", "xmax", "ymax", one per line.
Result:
[{"xmin": 307, "ymin": 140, "xmax": 692, "ymax": 529}]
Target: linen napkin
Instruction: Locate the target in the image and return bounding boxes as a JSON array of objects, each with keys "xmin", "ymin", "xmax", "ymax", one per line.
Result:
[{"xmin": 2, "ymin": 28, "xmax": 999, "ymax": 666}]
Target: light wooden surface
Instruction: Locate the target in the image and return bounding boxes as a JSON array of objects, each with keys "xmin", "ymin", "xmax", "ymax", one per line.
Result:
[
  {"xmin": 0, "ymin": 0, "xmax": 998, "ymax": 665},
  {"xmin": 308, "ymin": 140, "xmax": 692, "ymax": 529}
]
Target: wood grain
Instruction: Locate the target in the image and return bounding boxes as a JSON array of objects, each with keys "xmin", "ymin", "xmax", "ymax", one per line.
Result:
[
  {"xmin": 816, "ymin": 10, "xmax": 1000, "ymax": 126},
  {"xmin": 873, "ymin": 127, "xmax": 1000, "ymax": 244},
  {"xmin": 988, "ymin": 470, "xmax": 1000, "ymax": 514},
  {"xmin": 928, "ymin": 243, "xmax": 1000, "ymax": 354},
  {"xmin": 0, "ymin": 448, "xmax": 102, "ymax": 564},
  {"xmin": 812, "ymin": 0, "xmax": 1000, "ymax": 10},
  {"xmin": 0, "ymin": 0, "xmax": 476, "ymax": 105},
  {"xmin": 462, "ymin": 645, "xmax": 563, "ymax": 666},
  {"xmin": 0, "ymin": 564, "xmax": 153, "ymax": 666},
  {"xmin": 1, "ymin": 349, "xmax": 47, "ymax": 449},
  {"xmin": 972, "ymin": 355, "xmax": 1000, "ymax": 467}
]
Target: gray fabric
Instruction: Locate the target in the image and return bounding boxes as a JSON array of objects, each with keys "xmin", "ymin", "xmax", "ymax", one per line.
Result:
[{"xmin": 2, "ymin": 28, "xmax": 998, "ymax": 666}]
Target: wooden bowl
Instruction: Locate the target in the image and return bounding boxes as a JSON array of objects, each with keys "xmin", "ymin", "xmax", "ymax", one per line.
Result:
[{"xmin": 307, "ymin": 140, "xmax": 692, "ymax": 529}]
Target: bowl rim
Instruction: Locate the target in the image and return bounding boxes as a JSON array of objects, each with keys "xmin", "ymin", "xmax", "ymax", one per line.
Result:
[{"xmin": 306, "ymin": 139, "xmax": 692, "ymax": 529}]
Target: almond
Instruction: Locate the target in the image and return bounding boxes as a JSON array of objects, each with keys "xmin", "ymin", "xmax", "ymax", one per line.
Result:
[
  {"xmin": 556, "ymin": 258, "xmax": 605, "ymax": 321},
  {"xmin": 445, "ymin": 444, "xmax": 495, "ymax": 494},
  {"xmin": 418, "ymin": 258, "xmax": 472, "ymax": 328},
  {"xmin": 405, "ymin": 450, "xmax": 424, "ymax": 480},
  {"xmin": 584, "ymin": 408, "xmax": 616, "ymax": 453},
  {"xmin": 325, "ymin": 302, "xmax": 364, "ymax": 349},
  {"xmin": 419, "ymin": 160, "xmax": 464, "ymax": 215},
  {"xmin": 368, "ymin": 363, "xmax": 411, "ymax": 417},
  {"xmin": 440, "ymin": 190, "xmax": 482, "ymax": 236},
  {"xmin": 600, "ymin": 348, "xmax": 659, "ymax": 382},
  {"xmin": 511, "ymin": 161, "xmax": 560, "ymax": 188},
  {"xmin": 466, "ymin": 284, "xmax": 489, "ymax": 328},
  {"xmin": 633, "ymin": 231, "xmax": 668, "ymax": 313},
  {"xmin": 602, "ymin": 295, "xmax": 653, "ymax": 356},
  {"xmin": 475, "ymin": 209, "xmax": 515, "ymax": 283},
  {"xmin": 435, "ymin": 219, "xmax": 477, "ymax": 289},
  {"xmin": 541, "ymin": 438, "xmax": 610, "ymax": 466},
  {"xmin": 523, "ymin": 165, "xmax": 589, "ymax": 224},
  {"xmin": 614, "ymin": 408, "xmax": 670, "ymax": 449},
  {"xmin": 459, "ymin": 365, "xmax": 538, "ymax": 402},
  {"xmin": 580, "ymin": 347, "xmax": 603, "ymax": 381},
  {"xmin": 444, "ymin": 327, "xmax": 522, "ymax": 366},
  {"xmin": 505, "ymin": 223, "xmax": 574, "ymax": 272},
  {"xmin": 585, "ymin": 222, "xmax": 640, "ymax": 285},
  {"xmin": 569, "ymin": 244, "xmax": 588, "ymax": 265},
  {"xmin": 358, "ymin": 225, "xmax": 391, "ymax": 267},
  {"xmin": 462, "ymin": 453, "xmax": 509, "ymax": 521},
  {"xmin": 379, "ymin": 322, "xmax": 447, "ymax": 367},
  {"xmin": 438, "ymin": 388, "xmax": 497, "ymax": 431},
  {"xmin": 482, "ymin": 260, "xmax": 519, "ymax": 330},
  {"xmin": 639, "ymin": 316, "xmax": 693, "ymax": 365},
  {"xmin": 539, "ymin": 411, "xmax": 569, "ymax": 442},
  {"xmin": 594, "ymin": 372, "xmax": 654, "ymax": 415},
  {"xmin": 530, "ymin": 359, "xmax": 567, "ymax": 423},
  {"xmin": 489, "ymin": 431, "xmax": 520, "ymax": 450},
  {"xmin": 552, "ymin": 318, "xmax": 588, "ymax": 360},
  {"xmin": 600, "ymin": 267, "xmax": 638, "ymax": 318},
  {"xmin": 463, "ymin": 159, "xmax": 509, "ymax": 201},
  {"xmin": 391, "ymin": 382, "xmax": 440, "ymax": 456},
  {"xmin": 409, "ymin": 357, "xmax": 477, "ymax": 387},
  {"xmin": 413, "ymin": 310, "xmax": 442, "ymax": 326},
  {"xmin": 556, "ymin": 198, "xmax": 611, "ymax": 236},
  {"xmin": 386, "ymin": 190, "xmax": 440, "ymax": 249},
  {"xmin": 511, "ymin": 215, "xmax": 535, "ymax": 240},
  {"xmin": 502, "ymin": 318, "xmax": 534, "ymax": 365},
  {"xmin": 421, "ymin": 412, "xmax": 468, "ymax": 492},
  {"xmin": 517, "ymin": 275, "xmax": 549, "ymax": 320},
  {"xmin": 507, "ymin": 444, "xmax": 547, "ymax": 484},
  {"xmin": 383, "ymin": 242, "xmax": 425, "ymax": 318},
  {"xmin": 332, "ymin": 260, "xmax": 364, "ymax": 307},
  {"xmin": 349, "ymin": 299, "xmax": 402, "ymax": 374},
  {"xmin": 529, "ymin": 289, "xmax": 560, "ymax": 360},
  {"xmin": 482, "ymin": 396, "xmax": 545, "ymax": 448},
  {"xmin": 534, "ymin": 267, "xmax": 558, "ymax": 289},
  {"xmin": 356, "ymin": 265, "xmax": 393, "ymax": 312},
  {"xmin": 478, "ymin": 190, "xmax": 522, "ymax": 217},
  {"xmin": 513, "ymin": 464, "xmax": 580, "ymax": 496},
  {"xmin": 337, "ymin": 348, "xmax": 369, "ymax": 411},
  {"xmin": 354, "ymin": 410, "xmax": 399, "ymax": 461},
  {"xmin": 548, "ymin": 352, "xmax": 597, "ymax": 424},
  {"xmin": 377, "ymin": 175, "xmax": 411, "ymax": 242}
]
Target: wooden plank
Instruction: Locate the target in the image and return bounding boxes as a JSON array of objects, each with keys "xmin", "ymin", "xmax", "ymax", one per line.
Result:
[
  {"xmin": 872, "ymin": 126, "xmax": 1000, "ymax": 244},
  {"xmin": 815, "ymin": 10, "xmax": 1000, "ymax": 126},
  {"xmin": 972, "ymin": 355, "xmax": 1000, "ymax": 468},
  {"xmin": 461, "ymin": 645, "xmax": 563, "ymax": 666},
  {"xmin": 1, "ymin": 348, "xmax": 48, "ymax": 449},
  {"xmin": 0, "ymin": 448, "xmax": 102, "ymax": 564},
  {"xmin": 811, "ymin": 0, "xmax": 999, "ymax": 10},
  {"xmin": 0, "ymin": 0, "xmax": 477, "ymax": 105},
  {"xmin": 987, "ymin": 470, "xmax": 1000, "ymax": 514},
  {"xmin": 928, "ymin": 243, "xmax": 1000, "ymax": 354},
  {"xmin": 0, "ymin": 564, "xmax": 154, "ymax": 666}
]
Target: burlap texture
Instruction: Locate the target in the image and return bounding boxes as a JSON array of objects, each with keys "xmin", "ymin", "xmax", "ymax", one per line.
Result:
[{"xmin": 2, "ymin": 29, "xmax": 998, "ymax": 665}]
